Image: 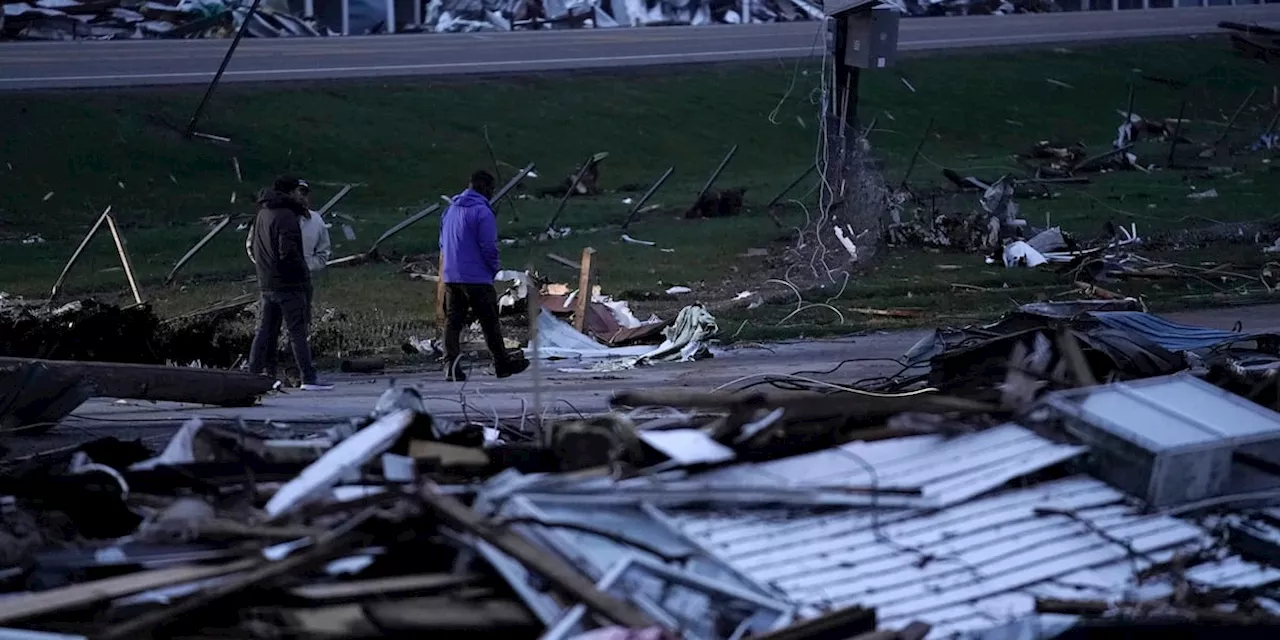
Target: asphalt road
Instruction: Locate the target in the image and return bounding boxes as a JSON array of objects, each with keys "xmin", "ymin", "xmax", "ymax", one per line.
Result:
[{"xmin": 1, "ymin": 5, "xmax": 1279, "ymax": 90}]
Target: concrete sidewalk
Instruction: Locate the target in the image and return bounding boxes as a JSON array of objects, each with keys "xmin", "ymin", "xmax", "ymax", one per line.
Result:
[{"xmin": 64, "ymin": 303, "xmax": 1280, "ymax": 427}]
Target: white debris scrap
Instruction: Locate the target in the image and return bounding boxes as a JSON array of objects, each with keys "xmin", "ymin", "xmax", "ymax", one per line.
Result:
[{"xmin": 1003, "ymin": 241, "xmax": 1048, "ymax": 268}]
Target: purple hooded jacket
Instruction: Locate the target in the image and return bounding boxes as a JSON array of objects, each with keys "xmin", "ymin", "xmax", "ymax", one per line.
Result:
[{"xmin": 439, "ymin": 188, "xmax": 500, "ymax": 284}]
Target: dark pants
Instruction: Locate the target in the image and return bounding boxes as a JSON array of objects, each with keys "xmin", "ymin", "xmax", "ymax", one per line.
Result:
[
  {"xmin": 247, "ymin": 289, "xmax": 316, "ymax": 384},
  {"xmin": 443, "ymin": 283, "xmax": 510, "ymax": 374}
]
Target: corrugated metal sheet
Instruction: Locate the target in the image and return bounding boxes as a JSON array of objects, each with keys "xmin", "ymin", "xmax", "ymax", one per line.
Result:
[
  {"xmin": 1091, "ymin": 311, "xmax": 1265, "ymax": 352},
  {"xmin": 604, "ymin": 424, "xmax": 1086, "ymax": 509},
  {"xmin": 480, "ymin": 420, "xmax": 1280, "ymax": 638},
  {"xmin": 669, "ymin": 475, "xmax": 1277, "ymax": 638}
]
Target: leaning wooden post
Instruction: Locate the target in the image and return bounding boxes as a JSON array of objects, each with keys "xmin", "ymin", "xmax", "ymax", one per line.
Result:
[
  {"xmin": 527, "ymin": 280, "xmax": 543, "ymax": 443},
  {"xmin": 104, "ymin": 214, "xmax": 143, "ymax": 305},
  {"xmin": 435, "ymin": 253, "xmax": 447, "ymax": 329},
  {"xmin": 573, "ymin": 247, "xmax": 596, "ymax": 334}
]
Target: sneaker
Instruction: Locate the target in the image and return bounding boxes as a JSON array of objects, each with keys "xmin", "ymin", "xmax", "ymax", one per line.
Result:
[
  {"xmin": 495, "ymin": 358, "xmax": 530, "ymax": 379},
  {"xmin": 300, "ymin": 381, "xmax": 335, "ymax": 391}
]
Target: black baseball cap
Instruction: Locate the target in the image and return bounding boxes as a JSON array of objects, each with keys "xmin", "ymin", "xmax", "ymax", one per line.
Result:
[{"xmin": 274, "ymin": 175, "xmax": 310, "ymax": 193}]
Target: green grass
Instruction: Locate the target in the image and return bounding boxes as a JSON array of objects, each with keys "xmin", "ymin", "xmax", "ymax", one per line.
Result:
[{"xmin": 1, "ymin": 37, "xmax": 1278, "ymax": 353}]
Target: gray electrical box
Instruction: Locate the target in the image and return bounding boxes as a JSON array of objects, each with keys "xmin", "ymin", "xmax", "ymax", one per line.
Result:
[
  {"xmin": 844, "ymin": 7, "xmax": 899, "ymax": 70},
  {"xmin": 1039, "ymin": 373, "xmax": 1280, "ymax": 509}
]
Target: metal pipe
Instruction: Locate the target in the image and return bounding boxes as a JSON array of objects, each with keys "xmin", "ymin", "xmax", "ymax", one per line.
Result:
[
  {"xmin": 315, "ymin": 184, "xmax": 353, "ymax": 219},
  {"xmin": 899, "ymin": 118, "xmax": 934, "ymax": 190},
  {"xmin": 545, "ymin": 154, "xmax": 597, "ymax": 233},
  {"xmin": 621, "ymin": 166, "xmax": 674, "ymax": 229},
  {"xmin": 165, "ymin": 214, "xmax": 233, "ymax": 285},
  {"xmin": 493, "ymin": 162, "xmax": 535, "ymax": 205},
  {"xmin": 49, "ymin": 207, "xmax": 111, "ymax": 303},
  {"xmin": 691, "ymin": 145, "xmax": 738, "ymax": 208},
  {"xmin": 185, "ymin": 0, "xmax": 265, "ymax": 138},
  {"xmin": 767, "ymin": 163, "xmax": 816, "ymax": 208}
]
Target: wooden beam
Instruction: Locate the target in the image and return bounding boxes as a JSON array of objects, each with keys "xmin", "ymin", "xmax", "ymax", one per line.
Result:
[
  {"xmin": 573, "ymin": 247, "xmax": 597, "ymax": 334},
  {"xmin": 289, "ymin": 573, "xmax": 481, "ymax": 602},
  {"xmin": 104, "ymin": 214, "xmax": 143, "ymax": 305},
  {"xmin": 96, "ymin": 511, "xmax": 371, "ymax": 640},
  {"xmin": 746, "ymin": 604, "xmax": 875, "ymax": 640},
  {"xmin": 0, "ymin": 559, "xmax": 257, "ymax": 624},
  {"xmin": 612, "ymin": 389, "xmax": 997, "ymax": 420},
  {"xmin": 417, "ymin": 485, "xmax": 655, "ymax": 629},
  {"xmin": 528, "ymin": 283, "xmax": 545, "ymax": 445},
  {"xmin": 0, "ymin": 357, "xmax": 276, "ymax": 407}
]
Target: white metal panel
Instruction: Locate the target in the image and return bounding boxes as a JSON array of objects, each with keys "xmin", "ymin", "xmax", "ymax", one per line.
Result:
[
  {"xmin": 699, "ymin": 477, "xmax": 1117, "ymax": 563},
  {"xmin": 640, "ymin": 424, "xmax": 1085, "ymax": 509},
  {"xmin": 673, "ymin": 476, "xmax": 1216, "ymax": 632}
]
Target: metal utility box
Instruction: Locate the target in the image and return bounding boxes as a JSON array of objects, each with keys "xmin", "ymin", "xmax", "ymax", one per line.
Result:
[
  {"xmin": 1040, "ymin": 373, "xmax": 1280, "ymax": 509},
  {"xmin": 844, "ymin": 7, "xmax": 899, "ymax": 70}
]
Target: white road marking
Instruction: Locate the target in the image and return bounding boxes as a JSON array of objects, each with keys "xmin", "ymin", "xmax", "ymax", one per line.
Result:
[{"xmin": 0, "ymin": 47, "xmax": 816, "ymax": 83}]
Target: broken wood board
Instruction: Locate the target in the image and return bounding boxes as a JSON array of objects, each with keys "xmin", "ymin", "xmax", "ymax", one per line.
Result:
[
  {"xmin": 289, "ymin": 573, "xmax": 481, "ymax": 603},
  {"xmin": 748, "ymin": 604, "xmax": 876, "ymax": 640},
  {"xmin": 409, "ymin": 441, "xmax": 491, "ymax": 468},
  {"xmin": 0, "ymin": 357, "xmax": 276, "ymax": 407},
  {"xmin": 0, "ymin": 558, "xmax": 257, "ymax": 624},
  {"xmin": 612, "ymin": 389, "xmax": 997, "ymax": 422},
  {"xmin": 365, "ymin": 594, "xmax": 539, "ymax": 632}
]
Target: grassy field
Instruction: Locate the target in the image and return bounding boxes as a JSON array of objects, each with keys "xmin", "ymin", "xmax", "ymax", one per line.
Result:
[{"xmin": 1, "ymin": 36, "xmax": 1278, "ymax": 353}]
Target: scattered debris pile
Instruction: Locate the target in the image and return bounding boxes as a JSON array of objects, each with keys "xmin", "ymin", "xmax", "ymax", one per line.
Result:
[
  {"xmin": 1222, "ymin": 21, "xmax": 1280, "ymax": 64},
  {"xmin": 1, "ymin": 0, "xmax": 1066, "ymax": 40},
  {"xmin": 423, "ymin": 0, "xmax": 824, "ymax": 32},
  {"xmin": 0, "ymin": 296, "xmax": 261, "ymax": 369},
  {"xmin": 496, "ymin": 272, "xmax": 720, "ymax": 368},
  {"xmin": 0, "ymin": 0, "xmax": 320, "ymax": 40},
  {"xmin": 887, "ymin": 70, "xmax": 1280, "ymax": 283},
  {"xmin": 5, "ymin": 301, "xmax": 1280, "ymax": 638}
]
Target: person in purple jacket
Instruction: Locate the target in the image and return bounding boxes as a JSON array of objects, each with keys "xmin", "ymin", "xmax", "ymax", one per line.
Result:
[{"xmin": 439, "ymin": 170, "xmax": 529, "ymax": 382}]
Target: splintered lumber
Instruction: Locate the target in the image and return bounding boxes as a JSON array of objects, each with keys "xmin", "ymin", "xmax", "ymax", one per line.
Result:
[
  {"xmin": 0, "ymin": 357, "xmax": 276, "ymax": 407},
  {"xmin": 97, "ymin": 511, "xmax": 371, "ymax": 640},
  {"xmin": 289, "ymin": 573, "xmax": 482, "ymax": 602},
  {"xmin": 748, "ymin": 604, "xmax": 876, "ymax": 640},
  {"xmin": 0, "ymin": 558, "xmax": 257, "ymax": 624},
  {"xmin": 418, "ymin": 484, "xmax": 655, "ymax": 629},
  {"xmin": 612, "ymin": 389, "xmax": 996, "ymax": 420},
  {"xmin": 573, "ymin": 247, "xmax": 597, "ymax": 333}
]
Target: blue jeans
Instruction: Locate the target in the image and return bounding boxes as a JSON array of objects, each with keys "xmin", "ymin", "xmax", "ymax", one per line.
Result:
[{"xmin": 247, "ymin": 289, "xmax": 316, "ymax": 384}]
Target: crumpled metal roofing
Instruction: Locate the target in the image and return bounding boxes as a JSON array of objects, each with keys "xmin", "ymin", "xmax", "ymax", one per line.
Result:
[
  {"xmin": 623, "ymin": 423, "xmax": 1084, "ymax": 508},
  {"xmin": 505, "ymin": 424, "xmax": 1086, "ymax": 509},
  {"xmin": 1091, "ymin": 311, "xmax": 1269, "ymax": 353},
  {"xmin": 669, "ymin": 474, "xmax": 1278, "ymax": 638},
  {"xmin": 475, "ymin": 417, "xmax": 1280, "ymax": 638}
]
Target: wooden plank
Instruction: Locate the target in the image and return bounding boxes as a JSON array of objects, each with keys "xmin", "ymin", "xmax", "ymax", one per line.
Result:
[
  {"xmin": 611, "ymin": 389, "xmax": 996, "ymax": 419},
  {"xmin": 364, "ymin": 595, "xmax": 538, "ymax": 631},
  {"xmin": 573, "ymin": 247, "xmax": 597, "ymax": 334},
  {"xmin": 417, "ymin": 484, "xmax": 654, "ymax": 629},
  {"xmin": 0, "ymin": 357, "xmax": 276, "ymax": 407},
  {"xmin": 289, "ymin": 573, "xmax": 481, "ymax": 602},
  {"xmin": 96, "ymin": 511, "xmax": 369, "ymax": 640},
  {"xmin": 104, "ymin": 214, "xmax": 143, "ymax": 305},
  {"xmin": 747, "ymin": 604, "xmax": 875, "ymax": 640},
  {"xmin": 0, "ymin": 559, "xmax": 257, "ymax": 624}
]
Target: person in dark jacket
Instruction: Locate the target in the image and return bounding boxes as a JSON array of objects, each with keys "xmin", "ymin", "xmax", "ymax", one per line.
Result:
[
  {"xmin": 247, "ymin": 176, "xmax": 333, "ymax": 391},
  {"xmin": 439, "ymin": 170, "xmax": 529, "ymax": 382}
]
